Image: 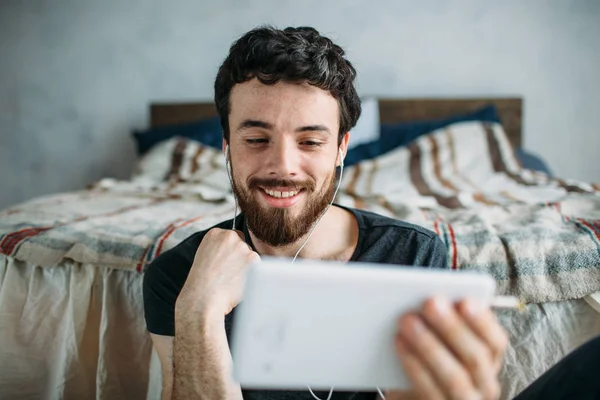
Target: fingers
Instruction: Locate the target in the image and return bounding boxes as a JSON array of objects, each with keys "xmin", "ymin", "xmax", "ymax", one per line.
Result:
[
  {"xmin": 199, "ymin": 228, "xmax": 253, "ymax": 254},
  {"xmin": 394, "ymin": 335, "xmax": 445, "ymax": 400},
  {"xmin": 398, "ymin": 314, "xmax": 483, "ymax": 400},
  {"xmin": 230, "ymin": 230, "xmax": 258, "ymax": 256},
  {"xmin": 189, "ymin": 228, "xmax": 258, "ymax": 282},
  {"xmin": 457, "ymin": 299, "xmax": 509, "ymax": 373},
  {"xmin": 420, "ymin": 298, "xmax": 500, "ymax": 400},
  {"xmin": 233, "ymin": 229, "xmax": 246, "ymax": 242}
]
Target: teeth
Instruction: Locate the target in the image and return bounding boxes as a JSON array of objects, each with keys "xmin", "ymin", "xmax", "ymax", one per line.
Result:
[{"xmin": 265, "ymin": 189, "xmax": 298, "ymax": 198}]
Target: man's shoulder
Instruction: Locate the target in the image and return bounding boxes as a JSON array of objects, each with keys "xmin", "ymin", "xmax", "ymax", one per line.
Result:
[
  {"xmin": 344, "ymin": 207, "xmax": 448, "ymax": 268},
  {"xmin": 349, "ymin": 207, "xmax": 437, "ymax": 240}
]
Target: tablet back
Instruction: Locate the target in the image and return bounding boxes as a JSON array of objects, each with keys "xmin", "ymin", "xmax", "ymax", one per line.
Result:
[{"xmin": 230, "ymin": 258, "xmax": 495, "ymax": 391}]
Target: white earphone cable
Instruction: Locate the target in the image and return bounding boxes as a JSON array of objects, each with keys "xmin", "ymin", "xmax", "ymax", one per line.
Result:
[
  {"xmin": 297, "ymin": 151, "xmax": 386, "ymax": 400},
  {"xmin": 225, "ymin": 145, "xmax": 238, "ymax": 229},
  {"xmin": 308, "ymin": 386, "xmax": 334, "ymax": 400},
  {"xmin": 299, "ymin": 150, "xmax": 343, "ymax": 400},
  {"xmin": 291, "ymin": 149, "xmax": 344, "ymax": 264}
]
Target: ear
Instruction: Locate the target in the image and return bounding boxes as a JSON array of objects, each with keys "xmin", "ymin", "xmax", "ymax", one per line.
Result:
[
  {"xmin": 337, "ymin": 132, "xmax": 351, "ymax": 167},
  {"xmin": 222, "ymin": 138, "xmax": 228, "ymax": 155}
]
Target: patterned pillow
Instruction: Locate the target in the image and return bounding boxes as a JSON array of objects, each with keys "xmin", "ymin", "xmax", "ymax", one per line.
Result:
[
  {"xmin": 345, "ymin": 105, "xmax": 500, "ymax": 167},
  {"xmin": 132, "ymin": 137, "xmax": 230, "ymax": 191}
]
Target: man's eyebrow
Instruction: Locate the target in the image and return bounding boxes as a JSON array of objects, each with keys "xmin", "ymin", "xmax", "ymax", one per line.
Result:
[
  {"xmin": 236, "ymin": 120, "xmax": 331, "ymax": 135},
  {"xmin": 295, "ymin": 125, "xmax": 331, "ymax": 135},
  {"xmin": 237, "ymin": 119, "xmax": 274, "ymax": 131}
]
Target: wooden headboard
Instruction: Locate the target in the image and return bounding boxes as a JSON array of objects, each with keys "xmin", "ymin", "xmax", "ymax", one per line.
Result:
[{"xmin": 150, "ymin": 97, "xmax": 523, "ymax": 147}]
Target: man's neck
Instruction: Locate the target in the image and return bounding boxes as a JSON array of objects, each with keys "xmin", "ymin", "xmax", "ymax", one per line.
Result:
[{"xmin": 247, "ymin": 205, "xmax": 358, "ymax": 261}]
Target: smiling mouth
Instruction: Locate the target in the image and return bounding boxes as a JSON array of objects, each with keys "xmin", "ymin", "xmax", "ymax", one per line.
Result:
[{"xmin": 261, "ymin": 188, "xmax": 301, "ymax": 198}]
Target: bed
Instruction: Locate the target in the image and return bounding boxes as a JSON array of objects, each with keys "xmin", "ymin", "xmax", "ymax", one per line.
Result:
[{"xmin": 1, "ymin": 98, "xmax": 600, "ymax": 400}]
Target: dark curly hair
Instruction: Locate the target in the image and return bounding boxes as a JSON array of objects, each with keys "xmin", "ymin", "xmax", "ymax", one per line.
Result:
[{"xmin": 214, "ymin": 26, "xmax": 361, "ymax": 145}]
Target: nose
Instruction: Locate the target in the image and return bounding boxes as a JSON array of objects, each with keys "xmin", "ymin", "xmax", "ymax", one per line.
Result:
[{"xmin": 264, "ymin": 139, "xmax": 299, "ymax": 178}]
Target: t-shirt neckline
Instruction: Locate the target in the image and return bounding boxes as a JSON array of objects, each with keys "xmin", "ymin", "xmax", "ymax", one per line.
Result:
[{"xmin": 238, "ymin": 204, "xmax": 363, "ymax": 262}]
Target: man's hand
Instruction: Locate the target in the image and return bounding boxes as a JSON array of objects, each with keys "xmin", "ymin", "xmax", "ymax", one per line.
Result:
[
  {"xmin": 170, "ymin": 228, "xmax": 258, "ymax": 400},
  {"xmin": 176, "ymin": 228, "xmax": 260, "ymax": 317},
  {"xmin": 389, "ymin": 297, "xmax": 508, "ymax": 400}
]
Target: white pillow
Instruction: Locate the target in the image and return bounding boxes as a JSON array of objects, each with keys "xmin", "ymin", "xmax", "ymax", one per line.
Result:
[{"xmin": 348, "ymin": 97, "xmax": 380, "ymax": 148}]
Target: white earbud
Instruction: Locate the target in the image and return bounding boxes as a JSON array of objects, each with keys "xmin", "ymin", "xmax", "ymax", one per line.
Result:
[{"xmin": 338, "ymin": 148, "xmax": 344, "ymax": 168}]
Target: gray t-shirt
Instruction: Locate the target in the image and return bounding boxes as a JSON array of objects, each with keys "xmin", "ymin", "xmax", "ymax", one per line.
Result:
[{"xmin": 143, "ymin": 205, "xmax": 449, "ymax": 400}]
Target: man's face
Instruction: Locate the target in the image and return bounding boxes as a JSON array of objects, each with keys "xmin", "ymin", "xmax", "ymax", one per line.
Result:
[{"xmin": 225, "ymin": 79, "xmax": 348, "ymax": 247}]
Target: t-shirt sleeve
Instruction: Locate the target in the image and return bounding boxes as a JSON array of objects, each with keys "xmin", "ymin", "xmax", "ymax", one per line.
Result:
[
  {"xmin": 415, "ymin": 235, "xmax": 449, "ymax": 269},
  {"xmin": 143, "ymin": 248, "xmax": 193, "ymax": 336}
]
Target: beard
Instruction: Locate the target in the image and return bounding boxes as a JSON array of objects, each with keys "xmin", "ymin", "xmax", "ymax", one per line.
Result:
[{"xmin": 231, "ymin": 168, "xmax": 337, "ymax": 247}]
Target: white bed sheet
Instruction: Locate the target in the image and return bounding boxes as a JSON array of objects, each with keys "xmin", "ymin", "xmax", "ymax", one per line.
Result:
[{"xmin": 0, "ymin": 256, "xmax": 153, "ymax": 400}]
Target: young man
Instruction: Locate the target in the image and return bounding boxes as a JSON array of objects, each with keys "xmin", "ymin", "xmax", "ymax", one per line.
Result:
[{"xmin": 143, "ymin": 26, "xmax": 599, "ymax": 400}]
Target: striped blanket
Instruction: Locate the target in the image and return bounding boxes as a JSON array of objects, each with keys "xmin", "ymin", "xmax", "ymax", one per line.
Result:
[{"xmin": 1, "ymin": 121, "xmax": 599, "ymax": 303}]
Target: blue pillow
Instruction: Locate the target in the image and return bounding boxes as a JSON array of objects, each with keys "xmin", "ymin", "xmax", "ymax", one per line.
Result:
[
  {"xmin": 516, "ymin": 147, "xmax": 553, "ymax": 176},
  {"xmin": 133, "ymin": 116, "xmax": 222, "ymax": 155},
  {"xmin": 344, "ymin": 105, "xmax": 500, "ymax": 167}
]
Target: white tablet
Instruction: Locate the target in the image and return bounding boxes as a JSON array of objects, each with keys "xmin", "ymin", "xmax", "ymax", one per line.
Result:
[{"xmin": 230, "ymin": 258, "xmax": 496, "ymax": 392}]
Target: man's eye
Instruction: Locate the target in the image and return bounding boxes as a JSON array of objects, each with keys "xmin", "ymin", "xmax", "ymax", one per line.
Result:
[
  {"xmin": 301, "ymin": 141, "xmax": 323, "ymax": 147},
  {"xmin": 246, "ymin": 139, "xmax": 268, "ymax": 144}
]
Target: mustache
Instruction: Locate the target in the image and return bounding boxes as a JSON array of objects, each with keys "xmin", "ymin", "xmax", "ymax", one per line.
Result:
[{"xmin": 247, "ymin": 177, "xmax": 316, "ymax": 192}]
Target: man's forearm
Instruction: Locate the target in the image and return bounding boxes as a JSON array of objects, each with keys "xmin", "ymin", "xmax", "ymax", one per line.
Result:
[{"xmin": 172, "ymin": 308, "xmax": 242, "ymax": 400}]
